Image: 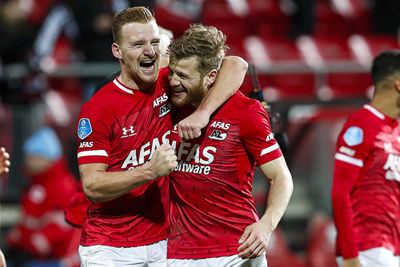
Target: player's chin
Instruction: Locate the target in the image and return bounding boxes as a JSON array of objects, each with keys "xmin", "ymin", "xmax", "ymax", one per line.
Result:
[
  {"xmin": 171, "ymin": 97, "xmax": 185, "ymax": 107},
  {"xmin": 140, "ymin": 73, "xmax": 158, "ymax": 85}
]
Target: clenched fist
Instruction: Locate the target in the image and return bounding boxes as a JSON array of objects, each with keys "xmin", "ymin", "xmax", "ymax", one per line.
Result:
[
  {"xmin": 148, "ymin": 144, "xmax": 177, "ymax": 179},
  {"xmin": 178, "ymin": 109, "xmax": 209, "ymax": 140}
]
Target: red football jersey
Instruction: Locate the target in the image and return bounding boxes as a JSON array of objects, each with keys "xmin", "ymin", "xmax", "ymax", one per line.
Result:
[
  {"xmin": 167, "ymin": 91, "xmax": 283, "ymax": 259},
  {"xmin": 7, "ymin": 159, "xmax": 76, "ymax": 258},
  {"xmin": 76, "ymin": 68, "xmax": 173, "ymax": 247},
  {"xmin": 332, "ymin": 104, "xmax": 400, "ymax": 258}
]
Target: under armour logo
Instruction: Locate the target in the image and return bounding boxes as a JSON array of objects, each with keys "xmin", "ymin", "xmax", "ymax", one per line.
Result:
[{"xmin": 122, "ymin": 126, "xmax": 136, "ymax": 138}]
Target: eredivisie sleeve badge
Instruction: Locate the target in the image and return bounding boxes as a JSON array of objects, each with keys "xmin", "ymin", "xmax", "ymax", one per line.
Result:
[{"xmin": 78, "ymin": 118, "xmax": 92, "ymax": 140}]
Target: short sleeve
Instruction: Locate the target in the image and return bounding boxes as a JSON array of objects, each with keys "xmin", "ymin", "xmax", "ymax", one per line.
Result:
[
  {"xmin": 335, "ymin": 122, "xmax": 371, "ymax": 168},
  {"xmin": 76, "ymin": 103, "xmax": 112, "ymax": 165},
  {"xmin": 241, "ymin": 101, "xmax": 282, "ymax": 166}
]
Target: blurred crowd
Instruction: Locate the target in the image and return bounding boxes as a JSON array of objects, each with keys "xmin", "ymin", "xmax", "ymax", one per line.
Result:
[{"xmin": 0, "ymin": 0, "xmax": 399, "ymax": 266}]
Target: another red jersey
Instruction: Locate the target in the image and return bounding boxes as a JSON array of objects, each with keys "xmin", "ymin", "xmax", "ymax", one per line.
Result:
[
  {"xmin": 7, "ymin": 159, "xmax": 77, "ymax": 258},
  {"xmin": 76, "ymin": 68, "xmax": 173, "ymax": 247},
  {"xmin": 64, "ymin": 180, "xmax": 90, "ymax": 228},
  {"xmin": 167, "ymin": 91, "xmax": 283, "ymax": 259},
  {"xmin": 332, "ymin": 104, "xmax": 400, "ymax": 258}
]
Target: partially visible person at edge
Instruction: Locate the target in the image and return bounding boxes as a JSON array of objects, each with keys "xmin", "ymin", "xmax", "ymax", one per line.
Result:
[
  {"xmin": 76, "ymin": 6, "xmax": 248, "ymax": 266},
  {"xmin": 331, "ymin": 50, "xmax": 400, "ymax": 267},
  {"xmin": 64, "ymin": 25, "xmax": 174, "ymax": 229},
  {"xmin": 166, "ymin": 24, "xmax": 293, "ymax": 267},
  {"xmin": 0, "ymin": 147, "xmax": 10, "ymax": 176},
  {"xmin": 0, "ymin": 147, "xmax": 10, "ymax": 267},
  {"xmin": 6, "ymin": 127, "xmax": 76, "ymax": 265}
]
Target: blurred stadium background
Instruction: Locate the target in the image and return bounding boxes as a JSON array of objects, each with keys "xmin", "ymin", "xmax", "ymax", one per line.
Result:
[{"xmin": 0, "ymin": 0, "xmax": 399, "ymax": 266}]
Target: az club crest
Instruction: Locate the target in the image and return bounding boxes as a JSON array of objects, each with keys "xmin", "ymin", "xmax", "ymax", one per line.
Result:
[
  {"xmin": 159, "ymin": 103, "xmax": 171, "ymax": 117},
  {"xmin": 78, "ymin": 118, "xmax": 92, "ymax": 140},
  {"xmin": 209, "ymin": 130, "xmax": 227, "ymax": 140}
]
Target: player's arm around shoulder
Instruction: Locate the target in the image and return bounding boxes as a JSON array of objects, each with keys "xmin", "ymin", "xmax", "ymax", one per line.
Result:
[
  {"xmin": 178, "ymin": 56, "xmax": 248, "ymax": 139},
  {"xmin": 238, "ymin": 157, "xmax": 293, "ymax": 259},
  {"xmin": 80, "ymin": 144, "xmax": 177, "ymax": 203}
]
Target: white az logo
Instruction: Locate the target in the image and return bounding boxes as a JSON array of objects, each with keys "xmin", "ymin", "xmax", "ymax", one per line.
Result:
[
  {"xmin": 209, "ymin": 130, "xmax": 227, "ymax": 140},
  {"xmin": 122, "ymin": 126, "xmax": 136, "ymax": 138}
]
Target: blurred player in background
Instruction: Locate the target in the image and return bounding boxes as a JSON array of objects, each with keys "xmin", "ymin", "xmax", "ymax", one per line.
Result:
[
  {"xmin": 76, "ymin": 6, "xmax": 248, "ymax": 266},
  {"xmin": 331, "ymin": 50, "xmax": 400, "ymax": 267},
  {"xmin": 6, "ymin": 127, "xmax": 77, "ymax": 266},
  {"xmin": 158, "ymin": 26, "xmax": 173, "ymax": 68},
  {"xmin": 167, "ymin": 24, "xmax": 293, "ymax": 267}
]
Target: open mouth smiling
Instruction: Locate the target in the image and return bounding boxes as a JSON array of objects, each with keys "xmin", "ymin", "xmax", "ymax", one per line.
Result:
[{"xmin": 139, "ymin": 59, "xmax": 156, "ymax": 70}]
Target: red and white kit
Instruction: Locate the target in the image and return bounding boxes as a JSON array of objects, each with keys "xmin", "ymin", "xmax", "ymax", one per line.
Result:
[
  {"xmin": 168, "ymin": 91, "xmax": 283, "ymax": 259},
  {"xmin": 7, "ymin": 159, "xmax": 76, "ymax": 258},
  {"xmin": 332, "ymin": 104, "xmax": 400, "ymax": 258},
  {"xmin": 76, "ymin": 68, "xmax": 173, "ymax": 247}
]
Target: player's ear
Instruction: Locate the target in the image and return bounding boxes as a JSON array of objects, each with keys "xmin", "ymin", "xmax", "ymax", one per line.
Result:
[
  {"xmin": 395, "ymin": 76, "xmax": 400, "ymax": 93},
  {"xmin": 206, "ymin": 69, "xmax": 218, "ymax": 87},
  {"xmin": 112, "ymin": 43, "xmax": 122, "ymax": 59}
]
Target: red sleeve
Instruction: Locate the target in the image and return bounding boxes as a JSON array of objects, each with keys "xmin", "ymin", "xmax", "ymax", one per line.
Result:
[
  {"xmin": 331, "ymin": 122, "xmax": 371, "ymax": 258},
  {"xmin": 331, "ymin": 160, "xmax": 362, "ymax": 258},
  {"xmin": 241, "ymin": 100, "xmax": 282, "ymax": 165},
  {"xmin": 76, "ymin": 102, "xmax": 112, "ymax": 165}
]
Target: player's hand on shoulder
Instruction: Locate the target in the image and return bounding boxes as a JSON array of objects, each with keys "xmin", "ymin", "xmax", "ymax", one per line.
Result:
[
  {"xmin": 148, "ymin": 144, "xmax": 177, "ymax": 179},
  {"xmin": 342, "ymin": 257, "xmax": 362, "ymax": 267},
  {"xmin": 0, "ymin": 147, "xmax": 10, "ymax": 176},
  {"xmin": 237, "ymin": 221, "xmax": 272, "ymax": 259},
  {"xmin": 178, "ymin": 109, "xmax": 209, "ymax": 140}
]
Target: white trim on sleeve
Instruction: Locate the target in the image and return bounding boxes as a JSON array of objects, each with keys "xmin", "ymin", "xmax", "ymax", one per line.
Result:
[
  {"xmin": 77, "ymin": 150, "xmax": 108, "ymax": 158},
  {"xmin": 335, "ymin": 152, "xmax": 363, "ymax": 167},
  {"xmin": 260, "ymin": 143, "xmax": 280, "ymax": 156}
]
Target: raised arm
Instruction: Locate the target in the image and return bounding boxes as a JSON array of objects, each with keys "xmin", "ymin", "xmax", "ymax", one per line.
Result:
[
  {"xmin": 178, "ymin": 56, "xmax": 248, "ymax": 139},
  {"xmin": 80, "ymin": 144, "xmax": 177, "ymax": 203},
  {"xmin": 238, "ymin": 156, "xmax": 293, "ymax": 259}
]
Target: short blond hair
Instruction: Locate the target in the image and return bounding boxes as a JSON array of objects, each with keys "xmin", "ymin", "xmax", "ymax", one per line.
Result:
[
  {"xmin": 168, "ymin": 24, "xmax": 228, "ymax": 76},
  {"xmin": 112, "ymin": 7, "xmax": 156, "ymax": 44}
]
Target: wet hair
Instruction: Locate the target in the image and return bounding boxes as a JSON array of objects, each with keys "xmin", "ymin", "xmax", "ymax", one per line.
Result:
[
  {"xmin": 168, "ymin": 24, "xmax": 228, "ymax": 76},
  {"xmin": 371, "ymin": 50, "xmax": 400, "ymax": 86},
  {"xmin": 112, "ymin": 6, "xmax": 156, "ymax": 44}
]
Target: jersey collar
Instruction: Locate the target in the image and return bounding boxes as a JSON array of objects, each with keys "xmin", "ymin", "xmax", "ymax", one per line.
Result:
[
  {"xmin": 363, "ymin": 104, "xmax": 385, "ymax": 120},
  {"xmin": 363, "ymin": 104, "xmax": 399, "ymax": 127},
  {"xmin": 113, "ymin": 77, "xmax": 134, "ymax": 95}
]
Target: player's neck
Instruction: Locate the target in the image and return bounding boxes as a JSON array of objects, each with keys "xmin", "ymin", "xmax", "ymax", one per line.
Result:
[
  {"xmin": 370, "ymin": 92, "xmax": 400, "ymax": 119},
  {"xmin": 118, "ymin": 71, "xmax": 154, "ymax": 92}
]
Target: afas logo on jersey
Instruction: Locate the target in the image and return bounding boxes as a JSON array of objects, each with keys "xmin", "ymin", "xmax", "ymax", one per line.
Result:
[
  {"xmin": 339, "ymin": 146, "xmax": 355, "ymax": 156},
  {"xmin": 153, "ymin": 93, "xmax": 168, "ymax": 108},
  {"xmin": 79, "ymin": 141, "xmax": 93, "ymax": 148},
  {"xmin": 209, "ymin": 130, "xmax": 227, "ymax": 140},
  {"xmin": 210, "ymin": 121, "xmax": 230, "ymax": 130}
]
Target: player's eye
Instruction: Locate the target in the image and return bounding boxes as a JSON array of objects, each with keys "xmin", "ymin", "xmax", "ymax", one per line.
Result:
[{"xmin": 133, "ymin": 42, "xmax": 144, "ymax": 48}]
